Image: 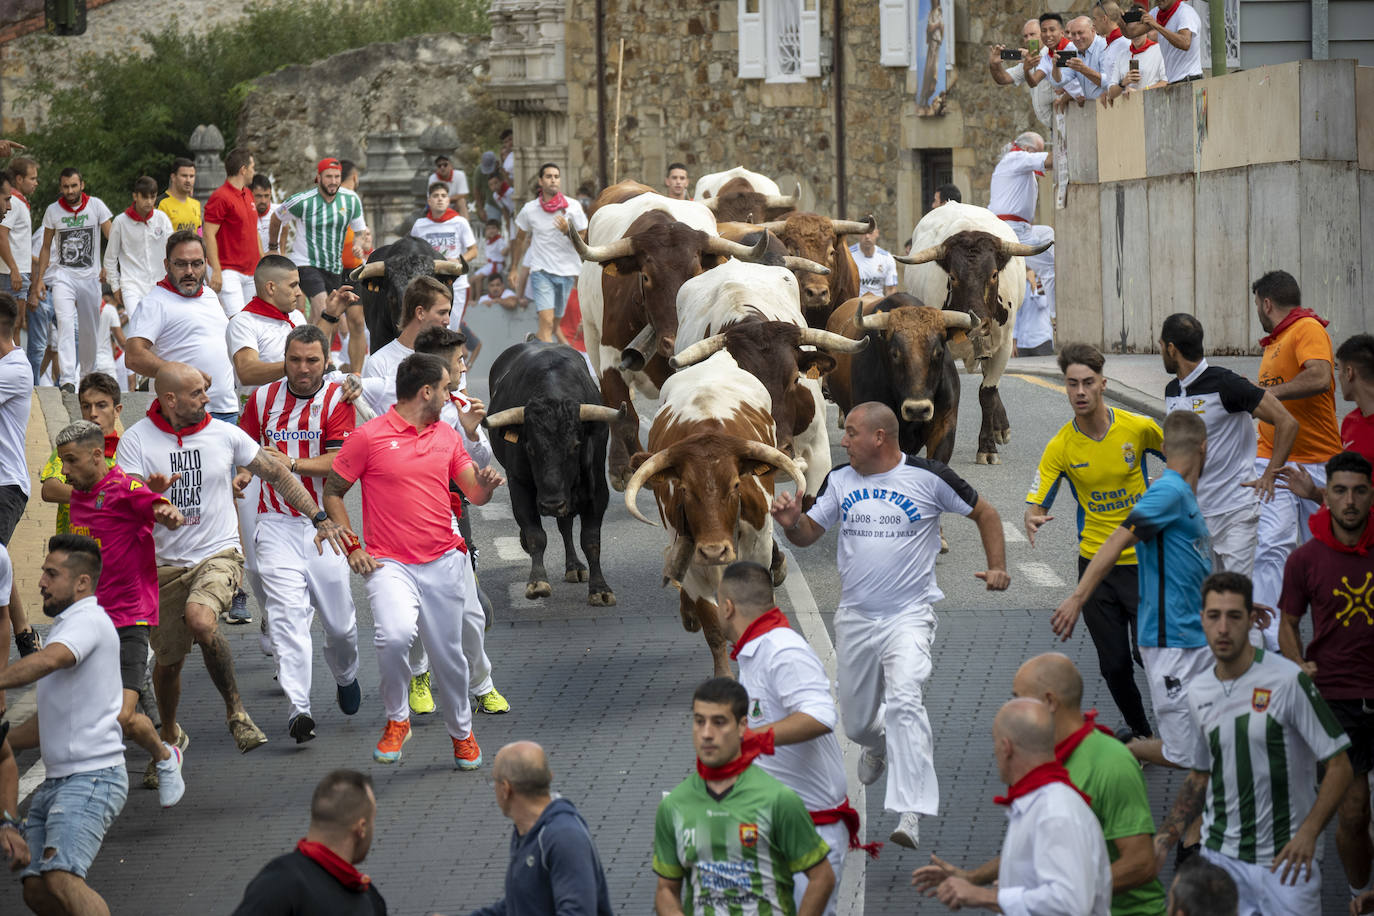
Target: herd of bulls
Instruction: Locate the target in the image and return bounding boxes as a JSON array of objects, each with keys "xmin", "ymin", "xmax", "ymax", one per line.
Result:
[{"xmin": 363, "ymin": 168, "xmax": 1052, "ymax": 673}]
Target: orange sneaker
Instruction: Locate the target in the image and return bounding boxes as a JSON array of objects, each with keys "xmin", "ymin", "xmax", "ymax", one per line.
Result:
[
  {"xmin": 373, "ymin": 720, "xmax": 411, "ymax": 763},
  {"xmin": 452, "ymin": 732, "xmax": 482, "ymax": 770}
]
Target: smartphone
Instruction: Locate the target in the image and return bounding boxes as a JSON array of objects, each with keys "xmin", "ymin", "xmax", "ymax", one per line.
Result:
[
  {"xmin": 1026, "ymin": 38, "xmax": 1041, "ymax": 55},
  {"xmin": 1056, "ymin": 49, "xmax": 1078, "ymax": 65},
  {"xmin": 1122, "ymin": 6, "xmax": 1144, "ymax": 21},
  {"xmin": 1001, "ymin": 48, "xmax": 1023, "ymax": 60},
  {"xmin": 1128, "ymin": 58, "xmax": 1140, "ymax": 74}
]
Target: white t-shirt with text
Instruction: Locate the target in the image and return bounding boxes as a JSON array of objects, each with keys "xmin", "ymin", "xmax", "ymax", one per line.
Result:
[
  {"xmin": 410, "ymin": 213, "xmax": 477, "ymax": 297},
  {"xmin": 849, "ymin": 244, "xmax": 899, "ymax": 297}
]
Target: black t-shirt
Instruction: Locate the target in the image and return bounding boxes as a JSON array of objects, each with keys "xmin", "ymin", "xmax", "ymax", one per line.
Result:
[{"xmin": 232, "ymin": 850, "xmax": 387, "ymax": 916}]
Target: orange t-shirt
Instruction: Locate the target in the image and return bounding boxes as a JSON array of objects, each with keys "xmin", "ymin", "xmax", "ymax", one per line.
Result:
[
  {"xmin": 1256, "ymin": 316, "xmax": 1341, "ymax": 462},
  {"xmin": 342, "ymin": 226, "xmax": 362, "ymax": 271}
]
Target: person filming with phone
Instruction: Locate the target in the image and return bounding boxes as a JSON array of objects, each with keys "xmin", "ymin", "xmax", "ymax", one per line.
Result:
[
  {"xmin": 987, "ymin": 18, "xmax": 1054, "ymax": 128},
  {"xmin": 1102, "ymin": 24, "xmax": 1169, "ymax": 104},
  {"xmin": 1059, "ymin": 16, "xmax": 1110, "ymax": 102}
]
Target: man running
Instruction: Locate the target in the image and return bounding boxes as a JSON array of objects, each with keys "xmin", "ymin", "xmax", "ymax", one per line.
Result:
[
  {"xmin": 240, "ymin": 325, "xmax": 362, "ymax": 743},
  {"xmin": 511, "ymin": 162, "xmax": 586, "ymax": 344},
  {"xmin": 1026, "ymin": 343, "xmax": 1163, "ymax": 742},
  {"xmin": 270, "ymin": 158, "xmax": 367, "ymax": 326},
  {"xmin": 358, "ymin": 276, "xmax": 453, "ymax": 420},
  {"xmin": 204, "ymin": 148, "xmax": 262, "ymax": 317},
  {"xmin": 772, "ymin": 401, "xmax": 1010, "ymax": 848},
  {"xmin": 41, "ymin": 372, "xmax": 124, "ymax": 535},
  {"xmin": 323, "ymin": 353, "xmax": 503, "ymax": 768},
  {"xmin": 158, "ymin": 158, "xmax": 200, "ymax": 233},
  {"xmin": 653, "ymin": 677, "xmax": 835, "ymax": 916}
]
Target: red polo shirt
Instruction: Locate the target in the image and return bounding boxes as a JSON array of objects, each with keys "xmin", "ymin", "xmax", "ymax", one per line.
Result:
[{"xmin": 204, "ymin": 181, "xmax": 261, "ymax": 273}]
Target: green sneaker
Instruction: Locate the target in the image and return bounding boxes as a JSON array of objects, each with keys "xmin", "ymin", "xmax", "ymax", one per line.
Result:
[
  {"xmin": 474, "ymin": 687, "xmax": 510, "ymax": 715},
  {"xmin": 408, "ymin": 672, "xmax": 436, "ymax": 715}
]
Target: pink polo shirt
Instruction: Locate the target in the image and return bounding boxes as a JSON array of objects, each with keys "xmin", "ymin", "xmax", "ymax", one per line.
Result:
[{"xmin": 332, "ymin": 407, "xmax": 472, "ymax": 564}]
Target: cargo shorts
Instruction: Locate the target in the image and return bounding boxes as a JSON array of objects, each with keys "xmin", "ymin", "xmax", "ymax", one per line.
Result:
[{"xmin": 151, "ymin": 549, "xmax": 244, "ymax": 665}]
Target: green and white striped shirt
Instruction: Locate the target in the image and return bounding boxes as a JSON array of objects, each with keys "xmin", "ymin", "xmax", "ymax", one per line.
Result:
[
  {"xmin": 279, "ymin": 187, "xmax": 365, "ymax": 274},
  {"xmin": 1179, "ymin": 648, "xmax": 1350, "ymax": 864}
]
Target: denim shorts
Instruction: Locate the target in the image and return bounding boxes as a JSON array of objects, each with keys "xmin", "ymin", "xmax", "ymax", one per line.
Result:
[
  {"xmin": 528, "ymin": 270, "xmax": 575, "ymax": 318},
  {"xmin": 22, "ymin": 764, "xmax": 128, "ymax": 879}
]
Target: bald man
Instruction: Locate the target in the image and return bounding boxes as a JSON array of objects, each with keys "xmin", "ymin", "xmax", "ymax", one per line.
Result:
[
  {"xmin": 458, "ymin": 741, "xmax": 613, "ymax": 916},
  {"xmin": 987, "ymin": 18, "xmax": 1054, "ymax": 127},
  {"xmin": 915, "ymin": 654, "xmax": 1164, "ymax": 914},
  {"xmin": 117, "ymin": 362, "xmax": 349, "ymax": 755},
  {"xmin": 1062, "ymin": 16, "xmax": 1109, "ymax": 100},
  {"xmin": 772, "ymin": 401, "xmax": 1009, "ymax": 849},
  {"xmin": 919, "ymin": 698, "xmax": 1112, "ymax": 913}
]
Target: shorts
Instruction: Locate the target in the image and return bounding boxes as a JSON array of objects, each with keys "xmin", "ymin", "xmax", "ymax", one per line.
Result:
[
  {"xmin": 528, "ymin": 270, "xmax": 575, "ymax": 318},
  {"xmin": 0, "ymin": 483, "xmax": 26, "ymax": 545},
  {"xmin": 459, "ymin": 322, "xmax": 481, "ymax": 351},
  {"xmin": 21, "ymin": 764, "xmax": 128, "ymax": 880},
  {"xmin": 1200, "ymin": 846, "xmax": 1320, "ymax": 916},
  {"xmin": 1206, "ymin": 502, "xmax": 1260, "ymax": 576},
  {"xmin": 1016, "ymin": 340, "xmax": 1054, "ymax": 357},
  {"xmin": 117, "ymin": 625, "xmax": 151, "ymax": 692},
  {"xmin": 1328, "ymin": 698, "xmax": 1374, "ymax": 774},
  {"xmin": 152, "ymin": 549, "xmax": 244, "ymax": 665},
  {"xmin": 298, "ymin": 266, "xmax": 342, "ymax": 299},
  {"xmin": 1140, "ymin": 645, "xmax": 1214, "ymax": 765}
]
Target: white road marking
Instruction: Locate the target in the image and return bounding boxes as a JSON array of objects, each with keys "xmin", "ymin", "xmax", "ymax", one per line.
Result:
[
  {"xmin": 477, "ymin": 503, "xmax": 512, "ymax": 520},
  {"xmin": 1002, "ymin": 520, "xmax": 1026, "ymax": 543},
  {"xmin": 776, "ymin": 544, "xmax": 865, "ymax": 916},
  {"xmin": 1016, "ymin": 561, "xmax": 1066, "ymax": 588},
  {"xmin": 18, "ymin": 760, "xmax": 45, "ymax": 804},
  {"xmin": 493, "ymin": 536, "xmax": 525, "ymax": 562},
  {"xmin": 9, "ymin": 687, "xmax": 42, "ymax": 804}
]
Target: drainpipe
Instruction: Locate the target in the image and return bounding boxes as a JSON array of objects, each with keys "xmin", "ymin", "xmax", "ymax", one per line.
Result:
[
  {"xmin": 1311, "ymin": 0, "xmax": 1328, "ymax": 59},
  {"xmin": 833, "ymin": 0, "xmax": 846, "ymax": 215},
  {"xmin": 595, "ymin": 0, "xmax": 610, "ymax": 188},
  {"xmin": 1209, "ymin": 0, "xmax": 1226, "ymax": 75}
]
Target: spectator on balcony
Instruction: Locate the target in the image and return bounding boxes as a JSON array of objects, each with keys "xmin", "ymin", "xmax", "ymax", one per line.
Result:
[
  {"xmin": 1120, "ymin": 0, "xmax": 1203, "ymax": 83},
  {"xmin": 1102, "ymin": 28, "xmax": 1169, "ymax": 104},
  {"xmin": 988, "ymin": 19, "xmax": 1055, "ymax": 128},
  {"xmin": 1092, "ymin": 2, "xmax": 1132, "ymax": 88},
  {"xmin": 1061, "ymin": 16, "xmax": 1110, "ymax": 102},
  {"xmin": 989, "ymin": 132, "xmax": 1055, "ymax": 329},
  {"xmin": 1024, "ymin": 13, "xmax": 1083, "ymax": 105}
]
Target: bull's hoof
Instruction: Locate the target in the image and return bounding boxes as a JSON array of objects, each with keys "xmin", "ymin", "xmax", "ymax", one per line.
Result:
[
  {"xmin": 588, "ymin": 590, "xmax": 617, "ymax": 607},
  {"xmin": 609, "ymin": 468, "xmax": 631, "ymax": 492},
  {"xmin": 996, "ymin": 429, "xmax": 1011, "ymax": 444},
  {"xmin": 525, "ymin": 580, "xmax": 553, "ymax": 599},
  {"xmin": 976, "ymin": 451, "xmax": 1000, "ymax": 465},
  {"xmin": 680, "ymin": 606, "xmax": 702, "ymax": 632},
  {"xmin": 770, "ymin": 556, "xmax": 788, "ymax": 587},
  {"xmin": 564, "ymin": 566, "xmax": 588, "ymax": 583}
]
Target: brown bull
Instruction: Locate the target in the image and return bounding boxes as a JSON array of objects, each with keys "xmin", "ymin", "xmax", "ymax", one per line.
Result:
[
  {"xmin": 756, "ymin": 212, "xmax": 872, "ymax": 329},
  {"xmin": 587, "ymin": 179, "xmax": 656, "ymax": 217},
  {"xmin": 700, "ymin": 176, "xmax": 798, "ymax": 224}
]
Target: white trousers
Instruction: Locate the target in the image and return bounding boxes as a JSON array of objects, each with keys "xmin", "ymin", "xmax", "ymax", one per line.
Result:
[
  {"xmin": 52, "ymin": 275, "xmax": 102, "ymax": 388},
  {"xmin": 1011, "ymin": 221, "xmax": 1055, "ymax": 321},
  {"xmin": 217, "ymin": 268, "xmax": 256, "ymax": 318},
  {"xmin": 1252, "ymin": 457, "xmax": 1326, "ymax": 650},
  {"xmin": 406, "ymin": 555, "xmax": 494, "ymax": 696},
  {"xmin": 1207, "ymin": 500, "xmax": 1261, "ymax": 577},
  {"xmin": 237, "ymin": 478, "xmax": 266, "ymax": 616},
  {"xmin": 255, "ymin": 514, "xmax": 359, "ymax": 721},
  {"xmin": 1201, "ymin": 847, "xmax": 1321, "ymax": 916},
  {"xmin": 835, "ymin": 604, "xmax": 938, "ymax": 815},
  {"xmin": 792, "ymin": 820, "xmax": 848, "ymax": 916},
  {"xmin": 366, "ymin": 551, "xmax": 474, "ymax": 738}
]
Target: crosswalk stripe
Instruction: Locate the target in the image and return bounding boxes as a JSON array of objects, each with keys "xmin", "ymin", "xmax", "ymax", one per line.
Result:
[{"xmin": 1016, "ymin": 561, "xmax": 1066, "ymax": 588}]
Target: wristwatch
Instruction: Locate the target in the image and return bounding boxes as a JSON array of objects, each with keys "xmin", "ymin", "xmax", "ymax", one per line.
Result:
[{"xmin": 312, "ymin": 510, "xmax": 329, "ymax": 527}]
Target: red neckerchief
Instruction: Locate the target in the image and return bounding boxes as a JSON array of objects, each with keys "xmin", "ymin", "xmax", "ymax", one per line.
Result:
[
  {"xmin": 155, "ymin": 276, "xmax": 207, "ymax": 300},
  {"xmin": 450, "ymin": 392, "xmax": 472, "ymax": 412},
  {"xmin": 696, "ymin": 729, "xmax": 775, "ymax": 781},
  {"xmin": 1259, "ymin": 308, "xmax": 1330, "ymax": 348},
  {"xmin": 146, "ymin": 400, "xmax": 211, "ymax": 447},
  {"xmin": 58, "ymin": 193, "xmax": 90, "ymax": 214},
  {"xmin": 994, "ymin": 761, "xmax": 1091, "ymax": 807},
  {"xmin": 296, "ymin": 839, "xmax": 371, "ymax": 892},
  {"xmin": 12, "ymin": 191, "xmax": 28, "ymax": 209},
  {"xmin": 810, "ymin": 797, "xmax": 883, "ymax": 859},
  {"xmin": 241, "ymin": 296, "xmax": 296, "ymax": 325},
  {"xmin": 124, "ymin": 205, "xmax": 154, "ymax": 223},
  {"xmin": 539, "ymin": 191, "xmax": 569, "ymax": 214},
  {"xmin": 1154, "ymin": 0, "xmax": 1184, "ymax": 27},
  {"xmin": 1131, "ymin": 39, "xmax": 1158, "ymax": 54},
  {"xmin": 423, "ymin": 207, "xmax": 461, "ymax": 222},
  {"xmin": 1309, "ymin": 505, "xmax": 1374, "ymax": 556},
  {"xmin": 1054, "ymin": 36, "xmax": 1071, "ymax": 51},
  {"xmin": 1053, "ymin": 709, "xmax": 1114, "ymax": 764},
  {"xmin": 1106, "ymin": 27, "xmax": 1123, "ymax": 43},
  {"xmin": 729, "ymin": 607, "xmax": 791, "ymax": 660},
  {"xmin": 103, "ymin": 432, "xmax": 119, "ymax": 460}
]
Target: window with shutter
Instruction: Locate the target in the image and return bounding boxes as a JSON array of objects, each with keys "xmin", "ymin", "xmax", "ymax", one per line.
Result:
[
  {"xmin": 799, "ymin": 0, "xmax": 820, "ymax": 77},
  {"xmin": 879, "ymin": 0, "xmax": 911, "ymax": 67},
  {"xmin": 769, "ymin": 0, "xmax": 803, "ymax": 81},
  {"xmin": 739, "ymin": 0, "xmax": 766, "ymax": 79}
]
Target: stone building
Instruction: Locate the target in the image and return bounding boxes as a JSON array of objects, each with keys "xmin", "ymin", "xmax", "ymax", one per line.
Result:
[{"xmin": 490, "ymin": 0, "xmax": 1062, "ymax": 241}]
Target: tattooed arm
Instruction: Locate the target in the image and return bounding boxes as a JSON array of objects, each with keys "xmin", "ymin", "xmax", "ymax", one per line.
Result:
[
  {"xmin": 1154, "ymin": 769, "xmax": 1210, "ymax": 869},
  {"xmin": 319, "ymin": 470, "xmax": 376, "ymax": 574},
  {"xmin": 246, "ymin": 447, "xmax": 347, "ymax": 554}
]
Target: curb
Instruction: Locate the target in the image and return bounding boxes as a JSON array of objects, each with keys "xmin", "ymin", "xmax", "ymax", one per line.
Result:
[{"xmin": 1007, "ymin": 365, "xmax": 1166, "ymax": 421}]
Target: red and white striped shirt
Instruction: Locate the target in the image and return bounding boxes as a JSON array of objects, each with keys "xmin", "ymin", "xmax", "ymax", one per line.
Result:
[{"xmin": 240, "ymin": 380, "xmax": 355, "ymax": 517}]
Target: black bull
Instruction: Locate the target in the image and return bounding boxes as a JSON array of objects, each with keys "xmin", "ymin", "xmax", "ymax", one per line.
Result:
[
  {"xmin": 483, "ymin": 341, "xmax": 623, "ymax": 606},
  {"xmin": 348, "ymin": 236, "xmax": 468, "ymax": 354}
]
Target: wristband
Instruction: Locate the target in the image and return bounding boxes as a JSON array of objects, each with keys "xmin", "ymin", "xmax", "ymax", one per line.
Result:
[
  {"xmin": 345, "ymin": 534, "xmax": 363, "ymax": 556},
  {"xmin": 320, "ymin": 311, "xmax": 340, "ymax": 323}
]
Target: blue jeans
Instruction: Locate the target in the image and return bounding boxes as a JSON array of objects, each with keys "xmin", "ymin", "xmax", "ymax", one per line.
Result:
[
  {"xmin": 528, "ymin": 270, "xmax": 575, "ymax": 318},
  {"xmin": 19, "ymin": 275, "xmax": 52, "ymax": 383},
  {"xmin": 211, "ymin": 411, "xmax": 239, "ymax": 424},
  {"xmin": 21, "ymin": 764, "xmax": 128, "ymax": 879}
]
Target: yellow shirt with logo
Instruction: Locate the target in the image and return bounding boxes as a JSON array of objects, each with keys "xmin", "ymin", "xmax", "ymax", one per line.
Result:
[
  {"xmin": 157, "ymin": 195, "xmax": 201, "ymax": 233},
  {"xmin": 1025, "ymin": 408, "xmax": 1164, "ymax": 562}
]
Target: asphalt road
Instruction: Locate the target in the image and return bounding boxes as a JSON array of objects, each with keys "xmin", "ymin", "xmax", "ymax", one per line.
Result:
[{"xmin": 1, "ymin": 363, "xmax": 1355, "ymax": 915}]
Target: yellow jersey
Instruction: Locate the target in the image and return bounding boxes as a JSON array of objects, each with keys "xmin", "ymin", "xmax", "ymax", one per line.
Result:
[
  {"xmin": 158, "ymin": 194, "xmax": 202, "ymax": 233},
  {"xmin": 1025, "ymin": 408, "xmax": 1163, "ymax": 562}
]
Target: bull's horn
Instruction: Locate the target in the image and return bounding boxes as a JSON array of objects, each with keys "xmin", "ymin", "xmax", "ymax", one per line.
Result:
[
  {"xmin": 797, "ymin": 327, "xmax": 869, "ymax": 353},
  {"xmin": 783, "ymin": 255, "xmax": 830, "ymax": 275},
  {"xmin": 734, "ymin": 439, "xmax": 807, "ymax": 493},
  {"xmin": 831, "ymin": 215, "xmax": 875, "ymax": 236},
  {"xmin": 578, "ymin": 403, "xmax": 627, "ymax": 424},
  {"xmin": 619, "ymin": 323, "xmax": 658, "ymax": 372},
  {"xmin": 624, "ymin": 450, "xmax": 675, "ymax": 526},
  {"xmin": 942, "ymin": 310, "xmax": 974, "ymax": 330},
  {"xmin": 482, "ymin": 406, "xmax": 526, "ymax": 428},
  {"xmin": 568, "ymin": 226, "xmax": 636, "ymax": 263},
  {"xmin": 351, "ymin": 262, "xmax": 385, "ymax": 281},
  {"xmin": 762, "ymin": 183, "xmax": 798, "ymax": 209},
  {"xmin": 703, "ymin": 232, "xmax": 770, "ymax": 263},
  {"xmin": 998, "ymin": 238, "xmax": 1055, "ymax": 257},
  {"xmin": 894, "ymin": 242, "xmax": 947, "ymax": 265},
  {"xmin": 702, "ymin": 196, "xmax": 720, "ymax": 212},
  {"xmin": 757, "ymin": 220, "xmax": 788, "ymax": 233},
  {"xmin": 669, "ymin": 334, "xmax": 728, "ymax": 369},
  {"xmin": 433, "ymin": 258, "xmax": 468, "ymax": 276},
  {"xmin": 853, "ymin": 310, "xmax": 891, "ymax": 331}
]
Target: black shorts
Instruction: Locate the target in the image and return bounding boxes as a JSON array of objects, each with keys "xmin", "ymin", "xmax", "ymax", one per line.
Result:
[
  {"xmin": 298, "ymin": 266, "xmax": 342, "ymax": 299},
  {"xmin": 117, "ymin": 625, "xmax": 151, "ymax": 692},
  {"xmin": 0, "ymin": 484, "xmax": 25, "ymax": 545},
  {"xmin": 1328, "ymin": 698, "xmax": 1374, "ymax": 774}
]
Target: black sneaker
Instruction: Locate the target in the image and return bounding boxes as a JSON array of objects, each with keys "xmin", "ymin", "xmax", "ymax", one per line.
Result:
[
  {"xmin": 288, "ymin": 713, "xmax": 316, "ymax": 744},
  {"xmin": 14, "ymin": 628, "xmax": 41, "ymax": 657},
  {"xmin": 226, "ymin": 589, "xmax": 251, "ymax": 624}
]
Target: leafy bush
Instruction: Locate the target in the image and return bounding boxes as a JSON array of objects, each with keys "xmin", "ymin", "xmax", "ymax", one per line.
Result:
[{"xmin": 15, "ymin": 0, "xmax": 489, "ymax": 202}]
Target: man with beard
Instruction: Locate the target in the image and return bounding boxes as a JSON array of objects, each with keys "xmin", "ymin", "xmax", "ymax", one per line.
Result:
[
  {"xmin": 270, "ymin": 158, "xmax": 367, "ymax": 327},
  {"xmin": 252, "ymin": 175, "xmax": 274, "ymax": 255}
]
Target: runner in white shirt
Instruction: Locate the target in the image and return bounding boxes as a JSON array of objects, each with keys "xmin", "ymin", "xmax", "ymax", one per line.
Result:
[
  {"xmin": 848, "ymin": 227, "xmax": 899, "ymax": 297},
  {"xmin": 251, "ymin": 175, "xmax": 274, "ymax": 255},
  {"xmin": 427, "ymin": 155, "xmax": 470, "ymax": 218},
  {"xmin": 117, "ymin": 361, "xmax": 349, "ymax": 755},
  {"xmin": 359, "ymin": 276, "xmax": 453, "ymax": 417},
  {"xmin": 0, "ymin": 158, "xmax": 35, "ymax": 305},
  {"xmin": 719, "ymin": 561, "xmax": 865, "ymax": 916},
  {"xmin": 771, "ymin": 402, "xmax": 1010, "ymax": 847},
  {"xmin": 411, "ymin": 184, "xmax": 478, "ymax": 324},
  {"xmin": 1122, "ymin": 0, "xmax": 1203, "ymax": 82},
  {"xmin": 988, "ymin": 133, "xmax": 1056, "ymax": 329},
  {"xmin": 93, "ymin": 299, "xmax": 119, "ymax": 378},
  {"xmin": 30, "ymin": 169, "xmax": 113, "ymax": 391},
  {"xmin": 103, "ymin": 177, "xmax": 174, "ymax": 318},
  {"xmin": 123, "ymin": 232, "xmax": 238, "ymax": 421},
  {"xmin": 512, "ymin": 163, "xmax": 588, "ymax": 345},
  {"xmin": 0, "ymin": 295, "xmax": 38, "ymax": 662}
]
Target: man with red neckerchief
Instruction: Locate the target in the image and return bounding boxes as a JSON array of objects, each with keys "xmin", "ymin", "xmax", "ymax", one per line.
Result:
[
  {"xmin": 718, "ymin": 561, "xmax": 877, "ymax": 916},
  {"xmin": 653, "ymin": 677, "xmax": 835, "ymax": 916},
  {"xmin": 915, "ymin": 654, "xmax": 1164, "ymax": 915},
  {"xmin": 1120, "ymin": 0, "xmax": 1203, "ymax": 82},
  {"xmin": 232, "ymin": 768, "xmax": 386, "ymax": 916},
  {"xmin": 1281, "ymin": 334, "xmax": 1374, "ymax": 508},
  {"xmin": 103, "ymin": 176, "xmax": 172, "ymax": 318},
  {"xmin": 917, "ymin": 697, "xmax": 1112, "ymax": 914}
]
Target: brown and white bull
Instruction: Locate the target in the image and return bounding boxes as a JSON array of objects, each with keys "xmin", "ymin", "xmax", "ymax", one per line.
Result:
[
  {"xmin": 898, "ymin": 201, "xmax": 1052, "ymax": 464},
  {"xmin": 754, "ymin": 212, "xmax": 872, "ymax": 329},
  {"xmin": 700, "ymin": 177, "xmax": 799, "ymax": 224},
  {"xmin": 692, "ymin": 167, "xmax": 782, "ymax": 201},
  {"xmin": 623, "ymin": 350, "xmax": 806, "ymax": 676}
]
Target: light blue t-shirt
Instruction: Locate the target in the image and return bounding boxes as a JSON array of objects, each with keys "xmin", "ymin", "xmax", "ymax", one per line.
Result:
[{"xmin": 1124, "ymin": 468, "xmax": 1210, "ymax": 649}]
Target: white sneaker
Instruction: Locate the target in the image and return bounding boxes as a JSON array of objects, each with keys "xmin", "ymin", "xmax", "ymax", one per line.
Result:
[
  {"xmin": 889, "ymin": 811, "xmax": 920, "ymax": 849},
  {"xmin": 857, "ymin": 747, "xmax": 887, "ymax": 785},
  {"xmin": 156, "ymin": 744, "xmax": 185, "ymax": 808}
]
